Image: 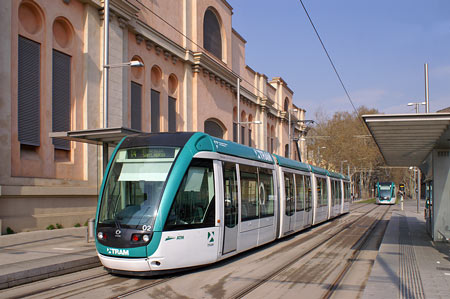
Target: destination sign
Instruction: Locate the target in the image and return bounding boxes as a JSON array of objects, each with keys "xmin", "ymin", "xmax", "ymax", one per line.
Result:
[{"xmin": 127, "ymin": 147, "xmax": 177, "ymax": 159}]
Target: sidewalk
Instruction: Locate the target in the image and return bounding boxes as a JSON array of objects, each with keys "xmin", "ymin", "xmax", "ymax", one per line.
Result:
[
  {"xmin": 0, "ymin": 227, "xmax": 99, "ymax": 289},
  {"xmin": 363, "ymin": 199, "xmax": 450, "ymax": 298}
]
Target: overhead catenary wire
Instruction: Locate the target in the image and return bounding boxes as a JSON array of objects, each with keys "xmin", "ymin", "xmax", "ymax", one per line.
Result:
[
  {"xmin": 298, "ymin": 0, "xmax": 358, "ymax": 116},
  {"xmin": 135, "ymin": 0, "xmax": 286, "ymax": 111}
]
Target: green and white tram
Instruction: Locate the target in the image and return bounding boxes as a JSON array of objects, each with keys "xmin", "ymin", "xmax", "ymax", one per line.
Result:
[
  {"xmin": 95, "ymin": 132, "xmax": 349, "ymax": 275},
  {"xmin": 376, "ymin": 182, "xmax": 396, "ymax": 204}
]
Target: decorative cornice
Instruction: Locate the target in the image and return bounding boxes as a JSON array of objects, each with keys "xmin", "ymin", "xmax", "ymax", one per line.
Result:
[
  {"xmin": 192, "ymin": 52, "xmax": 237, "ymax": 85},
  {"xmin": 98, "ymin": 0, "xmax": 139, "ymax": 23},
  {"xmin": 171, "ymin": 55, "xmax": 178, "ymax": 65},
  {"xmin": 145, "ymin": 39, "xmax": 153, "ymax": 50},
  {"xmin": 134, "ymin": 19, "xmax": 187, "ymax": 60},
  {"xmin": 109, "ymin": 0, "xmax": 140, "ymax": 22},
  {"xmin": 135, "ymin": 33, "xmax": 144, "ymax": 45},
  {"xmin": 118, "ymin": 16, "xmax": 127, "ymax": 29}
]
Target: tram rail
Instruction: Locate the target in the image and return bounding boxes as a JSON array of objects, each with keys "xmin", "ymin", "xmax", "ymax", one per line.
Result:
[{"xmin": 228, "ymin": 204, "xmax": 389, "ymax": 299}]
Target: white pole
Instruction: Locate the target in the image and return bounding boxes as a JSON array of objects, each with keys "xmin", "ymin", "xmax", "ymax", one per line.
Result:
[
  {"xmin": 425, "ymin": 63, "xmax": 429, "ymax": 113},
  {"xmin": 288, "ymin": 110, "xmax": 291, "ymax": 158},
  {"xmin": 102, "ymin": 0, "xmax": 110, "ymax": 174},
  {"xmin": 237, "ymin": 77, "xmax": 240, "ymax": 144},
  {"xmin": 103, "ymin": 0, "xmax": 110, "ymax": 128},
  {"xmin": 417, "ymin": 168, "xmax": 421, "ymax": 213}
]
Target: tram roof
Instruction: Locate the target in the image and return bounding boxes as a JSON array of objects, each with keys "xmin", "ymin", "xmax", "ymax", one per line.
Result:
[
  {"xmin": 273, "ymin": 154, "xmax": 311, "ymax": 172},
  {"xmin": 328, "ymin": 171, "xmax": 346, "ymax": 179},
  {"xmin": 206, "ymin": 136, "xmax": 274, "ymax": 164},
  {"xmin": 309, "ymin": 165, "xmax": 329, "ymax": 176},
  {"xmin": 118, "ymin": 132, "xmax": 275, "ymax": 164}
]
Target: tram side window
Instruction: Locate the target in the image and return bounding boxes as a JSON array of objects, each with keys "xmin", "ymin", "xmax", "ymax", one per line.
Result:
[
  {"xmin": 295, "ymin": 174, "xmax": 305, "ymax": 212},
  {"xmin": 344, "ymin": 182, "xmax": 351, "ymax": 203},
  {"xmin": 305, "ymin": 176, "xmax": 312, "ymax": 211},
  {"xmin": 332, "ymin": 180, "xmax": 337, "ymax": 206},
  {"xmin": 317, "ymin": 178, "xmax": 328, "ymax": 207},
  {"xmin": 284, "ymin": 172, "xmax": 295, "ymax": 216},
  {"xmin": 240, "ymin": 164, "xmax": 259, "ymax": 221},
  {"xmin": 165, "ymin": 159, "xmax": 215, "ymax": 230},
  {"xmin": 259, "ymin": 167, "xmax": 274, "ymax": 218},
  {"xmin": 322, "ymin": 178, "xmax": 328, "ymax": 207}
]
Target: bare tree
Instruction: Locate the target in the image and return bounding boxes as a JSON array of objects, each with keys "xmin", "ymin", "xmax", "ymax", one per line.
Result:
[{"xmin": 306, "ymin": 106, "xmax": 410, "ymax": 199}]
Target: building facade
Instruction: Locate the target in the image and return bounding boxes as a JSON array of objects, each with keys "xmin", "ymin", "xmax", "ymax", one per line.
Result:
[{"xmin": 0, "ymin": 0, "xmax": 306, "ymax": 233}]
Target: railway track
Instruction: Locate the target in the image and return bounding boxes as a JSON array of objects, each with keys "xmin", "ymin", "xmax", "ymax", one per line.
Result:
[
  {"xmin": 2, "ymin": 204, "xmax": 383, "ymax": 298},
  {"xmin": 228, "ymin": 204, "xmax": 390, "ymax": 299},
  {"xmin": 322, "ymin": 205, "xmax": 391, "ymax": 299}
]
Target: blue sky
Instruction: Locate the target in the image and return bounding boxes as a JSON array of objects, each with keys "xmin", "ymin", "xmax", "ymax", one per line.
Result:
[{"xmin": 228, "ymin": 0, "xmax": 450, "ymax": 116}]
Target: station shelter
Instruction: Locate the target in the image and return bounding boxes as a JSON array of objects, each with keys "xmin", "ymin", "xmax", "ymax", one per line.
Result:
[{"xmin": 363, "ymin": 113, "xmax": 450, "ymax": 241}]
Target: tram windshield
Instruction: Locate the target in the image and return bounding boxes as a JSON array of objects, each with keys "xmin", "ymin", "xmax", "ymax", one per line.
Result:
[
  {"xmin": 379, "ymin": 184, "xmax": 392, "ymax": 197},
  {"xmin": 98, "ymin": 146, "xmax": 180, "ymax": 229}
]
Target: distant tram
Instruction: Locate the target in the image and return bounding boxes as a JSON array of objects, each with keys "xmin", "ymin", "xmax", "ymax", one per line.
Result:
[
  {"xmin": 95, "ymin": 132, "xmax": 351, "ymax": 275},
  {"xmin": 376, "ymin": 182, "xmax": 396, "ymax": 205}
]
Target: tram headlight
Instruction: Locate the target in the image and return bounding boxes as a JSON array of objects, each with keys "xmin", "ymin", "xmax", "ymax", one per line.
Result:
[
  {"xmin": 97, "ymin": 232, "xmax": 104, "ymax": 240},
  {"xmin": 142, "ymin": 234, "xmax": 150, "ymax": 242}
]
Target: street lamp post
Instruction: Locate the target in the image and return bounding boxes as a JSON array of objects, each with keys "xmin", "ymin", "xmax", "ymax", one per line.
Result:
[
  {"xmin": 340, "ymin": 160, "xmax": 348, "ymax": 174},
  {"xmin": 408, "ymin": 101, "xmax": 426, "ymax": 114},
  {"xmin": 288, "ymin": 108, "xmax": 298, "ymax": 159}
]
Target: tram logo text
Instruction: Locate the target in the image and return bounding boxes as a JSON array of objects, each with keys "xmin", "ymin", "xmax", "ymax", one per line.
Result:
[{"xmin": 107, "ymin": 248, "xmax": 129, "ymax": 256}]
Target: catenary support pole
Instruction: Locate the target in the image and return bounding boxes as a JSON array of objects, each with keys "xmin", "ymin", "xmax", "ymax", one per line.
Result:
[
  {"xmin": 103, "ymin": 0, "xmax": 109, "ymax": 128},
  {"xmin": 425, "ymin": 63, "xmax": 429, "ymax": 113},
  {"xmin": 417, "ymin": 168, "xmax": 421, "ymax": 213},
  {"xmin": 237, "ymin": 77, "xmax": 240, "ymax": 144}
]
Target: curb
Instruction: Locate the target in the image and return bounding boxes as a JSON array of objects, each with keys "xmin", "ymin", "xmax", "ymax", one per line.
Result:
[{"xmin": 0, "ymin": 253, "xmax": 100, "ymax": 290}]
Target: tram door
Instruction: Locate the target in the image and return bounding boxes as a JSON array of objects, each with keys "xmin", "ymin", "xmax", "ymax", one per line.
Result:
[
  {"xmin": 222, "ymin": 162, "xmax": 238, "ymax": 254},
  {"xmin": 284, "ymin": 172, "xmax": 295, "ymax": 232}
]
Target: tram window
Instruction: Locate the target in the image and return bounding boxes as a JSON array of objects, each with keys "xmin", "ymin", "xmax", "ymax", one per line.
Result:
[
  {"xmin": 322, "ymin": 178, "xmax": 328, "ymax": 207},
  {"xmin": 332, "ymin": 181, "xmax": 337, "ymax": 205},
  {"xmin": 240, "ymin": 164, "xmax": 259, "ymax": 221},
  {"xmin": 284, "ymin": 172, "xmax": 295, "ymax": 216},
  {"xmin": 295, "ymin": 174, "xmax": 305, "ymax": 212},
  {"xmin": 223, "ymin": 162, "xmax": 238, "ymax": 228},
  {"xmin": 317, "ymin": 178, "xmax": 327, "ymax": 207},
  {"xmin": 305, "ymin": 176, "xmax": 312, "ymax": 211},
  {"xmin": 259, "ymin": 167, "xmax": 274, "ymax": 218},
  {"xmin": 98, "ymin": 146, "xmax": 180, "ymax": 228},
  {"xmin": 165, "ymin": 159, "xmax": 215, "ymax": 230},
  {"xmin": 343, "ymin": 182, "xmax": 348, "ymax": 203}
]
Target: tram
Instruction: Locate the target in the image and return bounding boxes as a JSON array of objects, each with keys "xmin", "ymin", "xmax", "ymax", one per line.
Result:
[
  {"xmin": 375, "ymin": 182, "xmax": 396, "ymax": 205},
  {"xmin": 95, "ymin": 132, "xmax": 351, "ymax": 275}
]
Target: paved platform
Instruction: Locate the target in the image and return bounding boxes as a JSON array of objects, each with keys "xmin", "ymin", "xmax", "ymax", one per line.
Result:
[
  {"xmin": 363, "ymin": 199, "xmax": 450, "ymax": 298},
  {"xmin": 0, "ymin": 227, "xmax": 99, "ymax": 289}
]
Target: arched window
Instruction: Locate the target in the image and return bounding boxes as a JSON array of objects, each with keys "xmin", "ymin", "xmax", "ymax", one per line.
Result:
[
  {"xmin": 151, "ymin": 65, "xmax": 162, "ymax": 133},
  {"xmin": 17, "ymin": 1, "xmax": 44, "ymax": 148},
  {"xmin": 284, "ymin": 97, "xmax": 289, "ymax": 112},
  {"xmin": 168, "ymin": 74, "xmax": 178, "ymax": 132},
  {"xmin": 204, "ymin": 119, "xmax": 224, "ymax": 138},
  {"xmin": 52, "ymin": 17, "xmax": 74, "ymax": 152},
  {"xmin": 203, "ymin": 8, "xmax": 222, "ymax": 59},
  {"xmin": 130, "ymin": 56, "xmax": 144, "ymax": 131}
]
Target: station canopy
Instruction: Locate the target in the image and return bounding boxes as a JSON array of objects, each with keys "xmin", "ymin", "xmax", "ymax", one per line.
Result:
[
  {"xmin": 363, "ymin": 113, "xmax": 450, "ymax": 167},
  {"xmin": 49, "ymin": 127, "xmax": 142, "ymax": 145}
]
